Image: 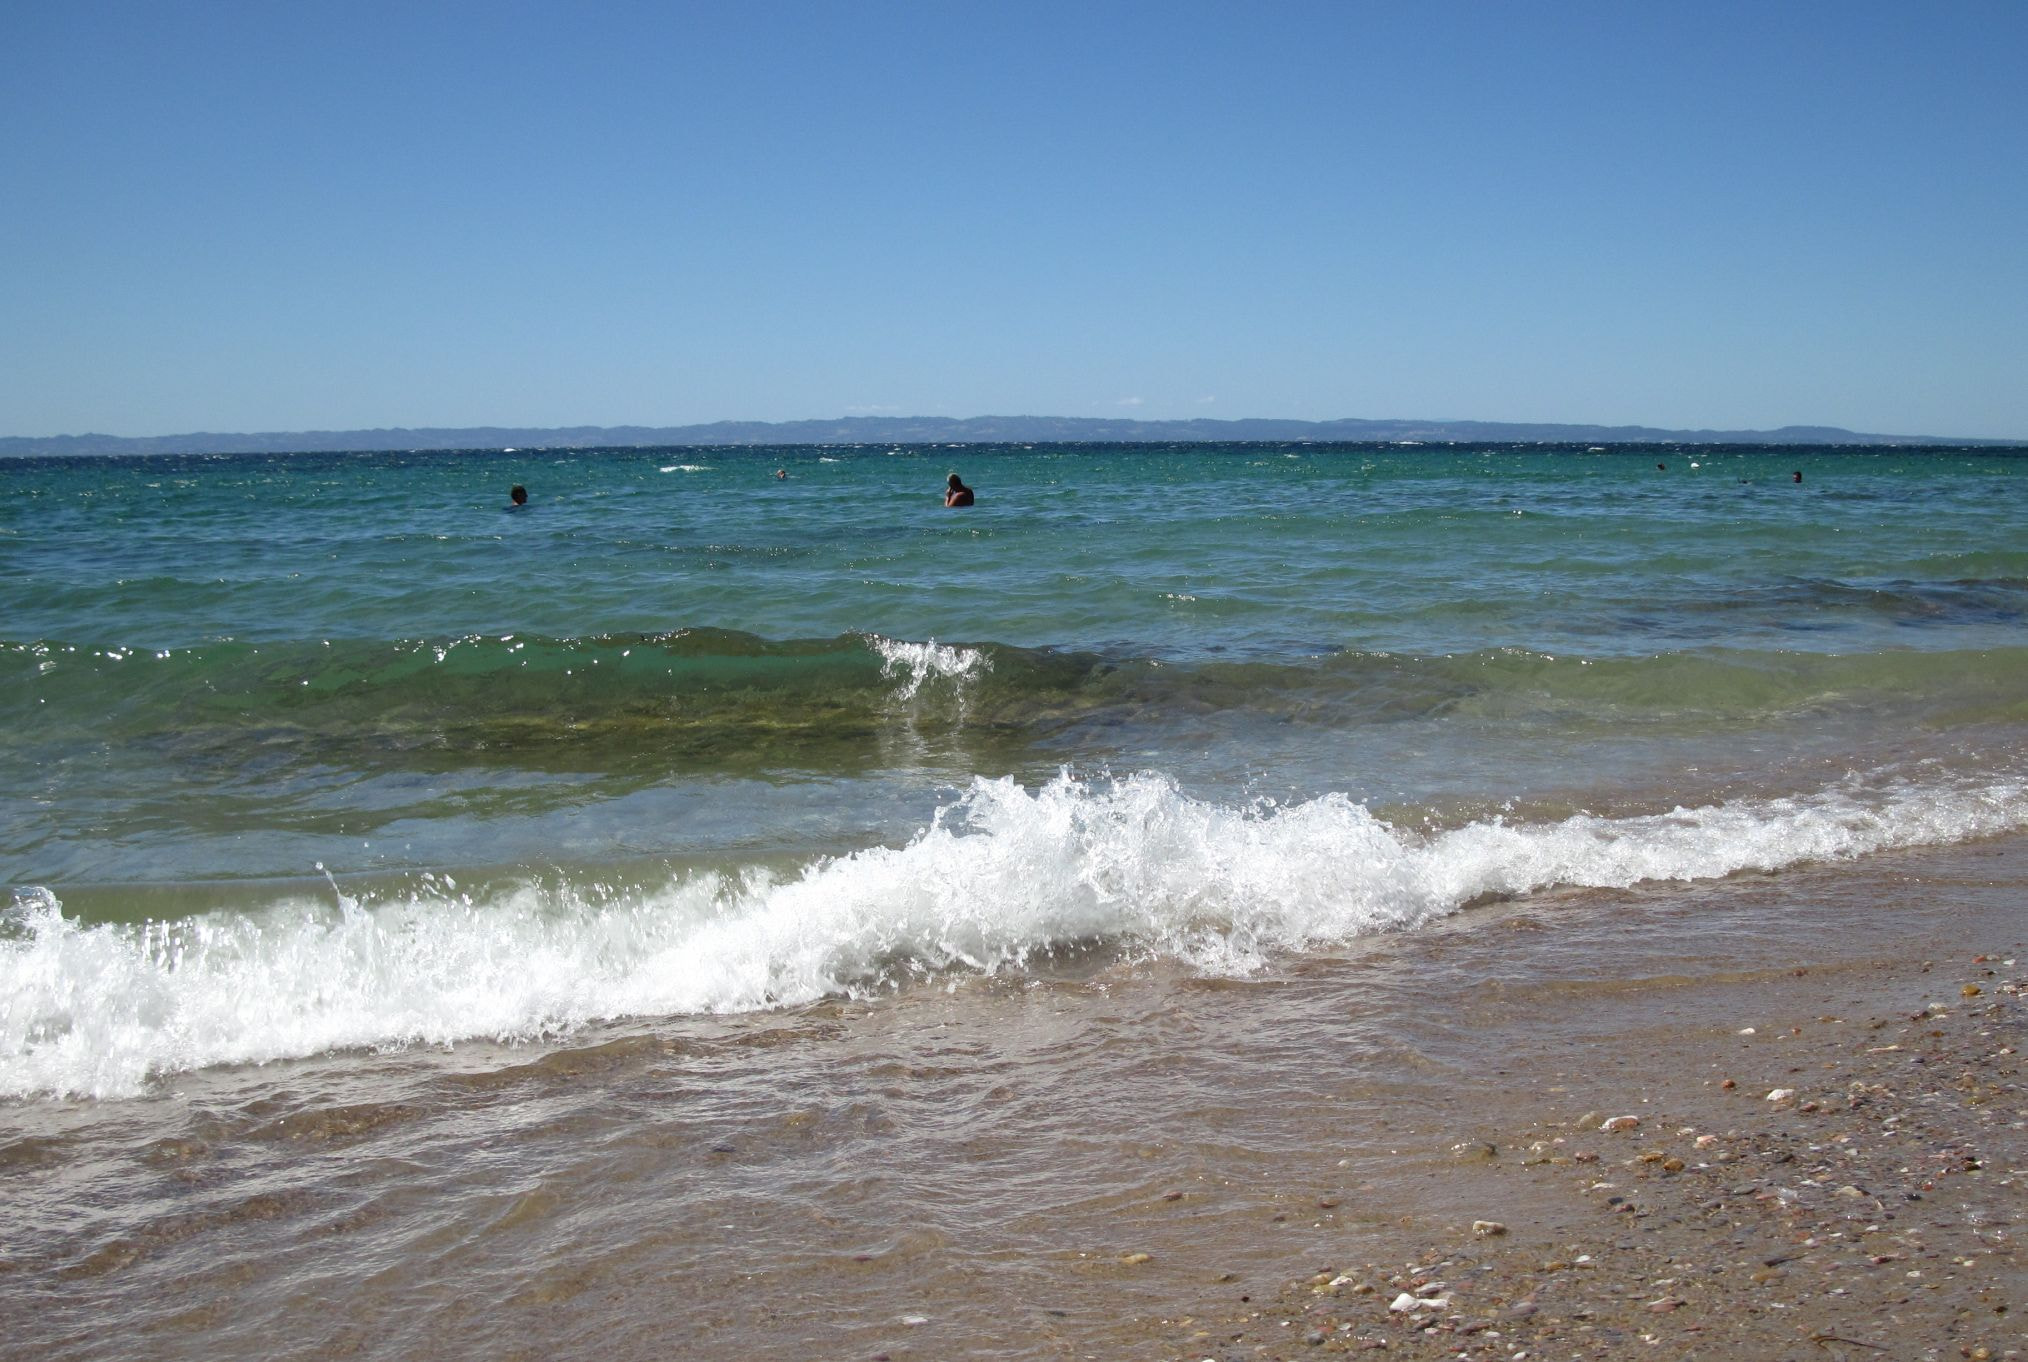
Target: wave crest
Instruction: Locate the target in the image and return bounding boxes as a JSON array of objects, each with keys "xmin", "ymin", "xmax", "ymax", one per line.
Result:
[{"xmin": 4, "ymin": 767, "xmax": 2023, "ymax": 1099}]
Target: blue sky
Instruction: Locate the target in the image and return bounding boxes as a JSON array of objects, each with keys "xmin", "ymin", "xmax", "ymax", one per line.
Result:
[{"xmin": 3, "ymin": 1, "xmax": 2024, "ymax": 439}]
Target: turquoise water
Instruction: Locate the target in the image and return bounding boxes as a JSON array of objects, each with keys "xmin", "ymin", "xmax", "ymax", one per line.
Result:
[
  {"xmin": 9, "ymin": 444, "xmax": 2027, "ymax": 656},
  {"xmin": 4, "ymin": 442, "xmax": 2027, "ymax": 1097}
]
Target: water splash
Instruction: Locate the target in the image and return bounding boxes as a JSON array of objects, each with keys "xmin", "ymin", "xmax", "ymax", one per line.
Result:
[
  {"xmin": 3, "ymin": 766, "xmax": 2022, "ymax": 1099},
  {"xmin": 869, "ymin": 635, "xmax": 991, "ymax": 703}
]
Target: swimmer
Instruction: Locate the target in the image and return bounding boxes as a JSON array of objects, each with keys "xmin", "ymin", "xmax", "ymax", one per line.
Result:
[
  {"xmin": 775, "ymin": 468, "xmax": 788, "ymax": 480},
  {"xmin": 944, "ymin": 472, "xmax": 974, "ymax": 507},
  {"xmin": 1793, "ymin": 470, "xmax": 1803, "ymax": 484},
  {"xmin": 508, "ymin": 484, "xmax": 528, "ymax": 508}
]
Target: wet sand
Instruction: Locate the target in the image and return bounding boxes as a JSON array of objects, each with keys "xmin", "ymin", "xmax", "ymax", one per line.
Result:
[
  {"xmin": 2, "ymin": 837, "xmax": 2023, "ymax": 1362},
  {"xmin": 1134, "ymin": 945, "xmax": 2025, "ymax": 1362}
]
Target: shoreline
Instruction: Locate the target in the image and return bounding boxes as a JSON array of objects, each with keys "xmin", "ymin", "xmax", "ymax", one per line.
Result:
[{"xmin": 3, "ymin": 838, "xmax": 2024, "ymax": 1362}]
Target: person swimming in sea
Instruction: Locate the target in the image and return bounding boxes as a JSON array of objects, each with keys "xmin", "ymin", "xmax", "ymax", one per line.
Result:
[
  {"xmin": 508, "ymin": 484, "xmax": 528, "ymax": 509},
  {"xmin": 944, "ymin": 472, "xmax": 974, "ymax": 507}
]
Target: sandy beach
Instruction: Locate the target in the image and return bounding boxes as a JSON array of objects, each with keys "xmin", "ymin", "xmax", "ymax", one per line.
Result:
[{"xmin": 1120, "ymin": 869, "xmax": 2026, "ymax": 1361}]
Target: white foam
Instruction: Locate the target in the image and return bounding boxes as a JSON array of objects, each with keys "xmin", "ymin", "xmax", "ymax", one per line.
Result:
[
  {"xmin": 868, "ymin": 635, "xmax": 990, "ymax": 703},
  {"xmin": 4, "ymin": 769, "xmax": 2023, "ymax": 1099}
]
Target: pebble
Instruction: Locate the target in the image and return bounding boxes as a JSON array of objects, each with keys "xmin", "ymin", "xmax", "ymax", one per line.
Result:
[{"xmin": 1181, "ymin": 963, "xmax": 2025, "ymax": 1362}]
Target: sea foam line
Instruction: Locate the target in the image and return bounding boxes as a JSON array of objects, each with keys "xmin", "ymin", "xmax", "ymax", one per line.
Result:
[{"xmin": 3, "ymin": 768, "xmax": 2023, "ymax": 1099}]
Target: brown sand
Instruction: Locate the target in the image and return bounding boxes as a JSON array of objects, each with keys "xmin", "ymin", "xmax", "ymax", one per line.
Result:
[{"xmin": 1140, "ymin": 955, "xmax": 2025, "ymax": 1362}]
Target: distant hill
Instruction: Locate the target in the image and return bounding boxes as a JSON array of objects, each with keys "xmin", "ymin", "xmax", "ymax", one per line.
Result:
[{"xmin": 1, "ymin": 415, "xmax": 2017, "ymax": 457}]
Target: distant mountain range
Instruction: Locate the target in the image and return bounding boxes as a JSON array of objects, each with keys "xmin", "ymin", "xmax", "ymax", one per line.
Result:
[{"xmin": 2, "ymin": 415, "xmax": 2017, "ymax": 457}]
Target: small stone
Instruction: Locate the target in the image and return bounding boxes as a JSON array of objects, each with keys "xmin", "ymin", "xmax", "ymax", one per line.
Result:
[
  {"xmin": 1303, "ymin": 1330, "xmax": 1326, "ymax": 1346},
  {"xmin": 1720, "ymin": 1078, "xmax": 1736, "ymax": 1089},
  {"xmin": 1694, "ymin": 1134, "xmax": 1719, "ymax": 1148},
  {"xmin": 1764, "ymin": 1088, "xmax": 1795, "ymax": 1103},
  {"xmin": 1645, "ymin": 1297, "xmax": 1684, "ymax": 1313},
  {"xmin": 1962, "ymin": 984, "xmax": 1982, "ymax": 997},
  {"xmin": 1162, "ymin": 1190, "xmax": 1184, "ymax": 1201},
  {"xmin": 1661, "ymin": 1158, "xmax": 1685, "ymax": 1173},
  {"xmin": 1575, "ymin": 1112, "xmax": 1603, "ymax": 1130},
  {"xmin": 1472, "ymin": 1220, "xmax": 1508, "ymax": 1237},
  {"xmin": 1119, "ymin": 1252, "xmax": 1152, "ymax": 1265},
  {"xmin": 1600, "ymin": 1115, "xmax": 1641, "ymax": 1133},
  {"xmin": 1389, "ymin": 1291, "xmax": 1418, "ymax": 1313}
]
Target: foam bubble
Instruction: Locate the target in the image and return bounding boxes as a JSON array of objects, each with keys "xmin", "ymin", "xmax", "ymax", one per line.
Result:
[{"xmin": 3, "ymin": 769, "xmax": 2022, "ymax": 1098}]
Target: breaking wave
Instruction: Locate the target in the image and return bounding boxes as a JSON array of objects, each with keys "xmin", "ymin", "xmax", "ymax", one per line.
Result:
[{"xmin": 4, "ymin": 766, "xmax": 2024, "ymax": 1099}]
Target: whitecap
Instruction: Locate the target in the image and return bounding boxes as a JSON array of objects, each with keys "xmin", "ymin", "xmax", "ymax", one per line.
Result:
[{"xmin": 4, "ymin": 768, "xmax": 2022, "ymax": 1099}]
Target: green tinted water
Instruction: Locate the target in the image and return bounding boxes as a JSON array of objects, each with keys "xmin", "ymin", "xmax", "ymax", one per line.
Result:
[{"xmin": 3, "ymin": 442, "xmax": 2025, "ymax": 892}]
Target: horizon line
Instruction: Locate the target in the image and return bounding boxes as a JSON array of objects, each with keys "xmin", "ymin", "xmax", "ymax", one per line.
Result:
[{"xmin": 4, "ymin": 412, "xmax": 2023, "ymax": 451}]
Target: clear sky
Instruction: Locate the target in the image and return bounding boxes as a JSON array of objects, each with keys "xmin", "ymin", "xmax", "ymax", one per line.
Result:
[{"xmin": 3, "ymin": 0, "xmax": 2024, "ymax": 439}]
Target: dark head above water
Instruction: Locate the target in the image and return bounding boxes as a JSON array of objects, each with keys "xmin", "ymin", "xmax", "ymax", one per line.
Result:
[
  {"xmin": 509, "ymin": 484, "xmax": 528, "ymax": 508},
  {"xmin": 945, "ymin": 472, "xmax": 974, "ymax": 507}
]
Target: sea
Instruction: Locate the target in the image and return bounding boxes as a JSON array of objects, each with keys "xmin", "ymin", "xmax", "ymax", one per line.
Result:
[{"xmin": 3, "ymin": 441, "xmax": 2025, "ymax": 1357}]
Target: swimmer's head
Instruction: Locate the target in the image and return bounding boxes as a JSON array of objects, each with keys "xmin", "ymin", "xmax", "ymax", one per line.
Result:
[{"xmin": 510, "ymin": 484, "xmax": 528, "ymax": 506}]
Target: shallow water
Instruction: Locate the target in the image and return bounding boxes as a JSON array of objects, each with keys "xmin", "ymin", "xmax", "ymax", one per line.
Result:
[
  {"xmin": 6, "ymin": 442, "xmax": 2027, "ymax": 1098},
  {"xmin": 4, "ymin": 835, "xmax": 2021, "ymax": 1361},
  {"xmin": 2, "ymin": 441, "xmax": 2026, "ymax": 1352}
]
